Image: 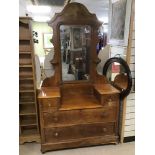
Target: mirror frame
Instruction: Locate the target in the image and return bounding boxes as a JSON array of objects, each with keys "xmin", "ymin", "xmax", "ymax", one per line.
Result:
[
  {"xmin": 41, "ymin": 2, "xmax": 102, "ymax": 87},
  {"xmin": 103, "ymin": 57, "xmax": 132, "ymax": 99}
]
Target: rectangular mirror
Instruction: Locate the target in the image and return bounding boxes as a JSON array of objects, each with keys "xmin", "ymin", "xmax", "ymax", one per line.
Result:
[{"xmin": 60, "ymin": 25, "xmax": 91, "ymax": 81}]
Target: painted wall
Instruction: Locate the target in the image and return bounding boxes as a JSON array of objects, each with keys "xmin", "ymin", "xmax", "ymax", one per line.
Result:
[
  {"xmin": 19, "ymin": 0, "xmax": 27, "ymax": 17},
  {"xmin": 32, "ymin": 22, "xmax": 53, "ymax": 57},
  {"xmin": 32, "ymin": 22, "xmax": 53, "ymax": 88}
]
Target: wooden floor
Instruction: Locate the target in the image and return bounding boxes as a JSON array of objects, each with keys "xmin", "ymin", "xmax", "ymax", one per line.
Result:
[{"xmin": 19, "ymin": 142, "xmax": 134, "ymax": 155}]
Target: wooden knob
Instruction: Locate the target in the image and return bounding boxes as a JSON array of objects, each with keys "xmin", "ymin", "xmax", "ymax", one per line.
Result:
[
  {"xmin": 102, "ymin": 128, "xmax": 107, "ymax": 132},
  {"xmin": 48, "ymin": 103, "xmax": 51, "ymax": 107},
  {"xmin": 53, "ymin": 117, "xmax": 58, "ymax": 122},
  {"xmin": 108, "ymin": 98, "xmax": 112, "ymax": 102},
  {"xmin": 102, "ymin": 112, "xmax": 108, "ymax": 117},
  {"xmin": 54, "ymin": 132, "xmax": 59, "ymax": 137}
]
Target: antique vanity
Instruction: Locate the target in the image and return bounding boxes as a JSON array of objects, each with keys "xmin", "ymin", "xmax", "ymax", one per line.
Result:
[{"xmin": 38, "ymin": 2, "xmax": 132, "ymax": 153}]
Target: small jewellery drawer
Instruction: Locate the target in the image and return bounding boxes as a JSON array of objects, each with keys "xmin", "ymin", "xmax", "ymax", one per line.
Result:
[
  {"xmin": 44, "ymin": 122, "xmax": 115, "ymax": 143},
  {"xmin": 43, "ymin": 107, "xmax": 117, "ymax": 127},
  {"xmin": 40, "ymin": 98, "xmax": 60, "ymax": 112},
  {"xmin": 101, "ymin": 94, "xmax": 119, "ymax": 106}
]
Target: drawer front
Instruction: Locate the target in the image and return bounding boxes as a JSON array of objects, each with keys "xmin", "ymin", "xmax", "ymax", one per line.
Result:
[
  {"xmin": 43, "ymin": 107, "xmax": 117, "ymax": 127},
  {"xmin": 102, "ymin": 94, "xmax": 119, "ymax": 106},
  {"xmin": 44, "ymin": 122, "xmax": 115, "ymax": 143},
  {"xmin": 41, "ymin": 98, "xmax": 60, "ymax": 112}
]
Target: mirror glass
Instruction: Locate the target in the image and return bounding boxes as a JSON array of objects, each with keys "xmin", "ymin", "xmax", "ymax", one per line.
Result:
[
  {"xmin": 60, "ymin": 25, "xmax": 91, "ymax": 81},
  {"xmin": 106, "ymin": 62, "xmax": 128, "ymax": 90}
]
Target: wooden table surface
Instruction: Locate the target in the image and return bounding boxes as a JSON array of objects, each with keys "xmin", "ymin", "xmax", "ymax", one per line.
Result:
[
  {"xmin": 94, "ymin": 84, "xmax": 120, "ymax": 95},
  {"xmin": 38, "ymin": 87, "xmax": 61, "ymax": 98}
]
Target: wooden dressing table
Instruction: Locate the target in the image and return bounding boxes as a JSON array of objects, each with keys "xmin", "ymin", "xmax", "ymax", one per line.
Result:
[
  {"xmin": 38, "ymin": 83, "xmax": 120, "ymax": 152},
  {"xmin": 37, "ymin": 2, "xmax": 124, "ymax": 153}
]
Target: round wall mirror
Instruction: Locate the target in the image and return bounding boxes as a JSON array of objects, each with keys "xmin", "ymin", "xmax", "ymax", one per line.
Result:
[{"xmin": 103, "ymin": 57, "xmax": 132, "ymax": 99}]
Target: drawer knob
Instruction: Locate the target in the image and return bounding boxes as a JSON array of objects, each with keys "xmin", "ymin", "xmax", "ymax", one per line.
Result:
[
  {"xmin": 48, "ymin": 103, "xmax": 51, "ymax": 107},
  {"xmin": 53, "ymin": 117, "xmax": 58, "ymax": 122},
  {"xmin": 54, "ymin": 132, "xmax": 59, "ymax": 137},
  {"xmin": 102, "ymin": 112, "xmax": 108, "ymax": 117},
  {"xmin": 108, "ymin": 98, "xmax": 112, "ymax": 102},
  {"xmin": 102, "ymin": 128, "xmax": 107, "ymax": 132}
]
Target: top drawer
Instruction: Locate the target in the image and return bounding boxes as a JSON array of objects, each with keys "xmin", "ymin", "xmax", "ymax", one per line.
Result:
[
  {"xmin": 93, "ymin": 88, "xmax": 119, "ymax": 106},
  {"xmin": 102, "ymin": 94, "xmax": 119, "ymax": 106},
  {"xmin": 40, "ymin": 98, "xmax": 60, "ymax": 112},
  {"xmin": 43, "ymin": 106, "xmax": 118, "ymax": 127}
]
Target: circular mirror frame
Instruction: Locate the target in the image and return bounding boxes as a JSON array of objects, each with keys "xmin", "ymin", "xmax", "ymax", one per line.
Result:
[{"xmin": 103, "ymin": 57, "xmax": 132, "ymax": 99}]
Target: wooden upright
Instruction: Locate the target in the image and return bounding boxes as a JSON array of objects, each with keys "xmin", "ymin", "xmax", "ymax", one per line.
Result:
[
  {"xmin": 19, "ymin": 17, "xmax": 40, "ymax": 144},
  {"xmin": 38, "ymin": 3, "xmax": 121, "ymax": 153}
]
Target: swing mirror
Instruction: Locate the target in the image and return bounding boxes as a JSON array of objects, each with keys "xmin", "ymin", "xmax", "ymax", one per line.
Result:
[{"xmin": 60, "ymin": 25, "xmax": 91, "ymax": 81}]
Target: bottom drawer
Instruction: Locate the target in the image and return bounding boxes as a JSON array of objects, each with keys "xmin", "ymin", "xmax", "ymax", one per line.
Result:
[{"xmin": 44, "ymin": 122, "xmax": 115, "ymax": 143}]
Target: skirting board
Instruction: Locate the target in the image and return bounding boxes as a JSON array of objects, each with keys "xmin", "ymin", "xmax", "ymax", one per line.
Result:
[{"xmin": 123, "ymin": 136, "xmax": 135, "ymax": 143}]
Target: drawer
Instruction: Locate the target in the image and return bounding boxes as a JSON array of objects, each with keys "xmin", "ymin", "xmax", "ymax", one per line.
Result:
[
  {"xmin": 43, "ymin": 107, "xmax": 117, "ymax": 127},
  {"xmin": 40, "ymin": 98, "xmax": 60, "ymax": 112},
  {"xmin": 101, "ymin": 94, "xmax": 119, "ymax": 106},
  {"xmin": 44, "ymin": 122, "xmax": 115, "ymax": 143},
  {"xmin": 93, "ymin": 88, "xmax": 119, "ymax": 106}
]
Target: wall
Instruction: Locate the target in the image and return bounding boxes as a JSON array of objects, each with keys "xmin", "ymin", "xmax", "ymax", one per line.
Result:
[
  {"xmin": 32, "ymin": 22, "xmax": 54, "ymax": 88},
  {"xmin": 124, "ymin": 17, "xmax": 135, "ymax": 138},
  {"xmin": 19, "ymin": 0, "xmax": 27, "ymax": 17},
  {"xmin": 32, "ymin": 22, "xmax": 53, "ymax": 57},
  {"xmin": 97, "ymin": 0, "xmax": 132, "ymax": 74},
  {"xmin": 110, "ymin": 0, "xmax": 132, "ymax": 60}
]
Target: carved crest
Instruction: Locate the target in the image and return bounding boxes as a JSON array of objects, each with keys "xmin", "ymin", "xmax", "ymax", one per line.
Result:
[
  {"xmin": 48, "ymin": 2, "xmax": 102, "ymax": 27},
  {"xmin": 42, "ymin": 2, "xmax": 102, "ymax": 86}
]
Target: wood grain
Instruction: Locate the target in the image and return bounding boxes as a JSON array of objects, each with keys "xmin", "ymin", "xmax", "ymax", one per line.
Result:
[
  {"xmin": 19, "ymin": 17, "xmax": 40, "ymax": 144},
  {"xmin": 37, "ymin": 3, "xmax": 121, "ymax": 152}
]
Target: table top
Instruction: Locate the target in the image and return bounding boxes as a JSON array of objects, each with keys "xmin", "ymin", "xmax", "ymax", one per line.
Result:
[
  {"xmin": 94, "ymin": 84, "xmax": 120, "ymax": 95},
  {"xmin": 38, "ymin": 87, "xmax": 61, "ymax": 98}
]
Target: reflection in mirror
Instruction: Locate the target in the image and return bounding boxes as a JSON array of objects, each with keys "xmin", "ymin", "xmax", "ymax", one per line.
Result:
[
  {"xmin": 106, "ymin": 62, "xmax": 128, "ymax": 90},
  {"xmin": 60, "ymin": 25, "xmax": 91, "ymax": 81}
]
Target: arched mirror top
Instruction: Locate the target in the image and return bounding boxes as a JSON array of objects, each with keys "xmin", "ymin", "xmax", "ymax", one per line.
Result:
[
  {"xmin": 48, "ymin": 2, "xmax": 102, "ymax": 28},
  {"xmin": 41, "ymin": 2, "xmax": 103, "ymax": 86}
]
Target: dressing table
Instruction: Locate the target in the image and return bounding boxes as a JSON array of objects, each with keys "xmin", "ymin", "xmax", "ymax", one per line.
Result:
[{"xmin": 38, "ymin": 2, "xmax": 132, "ymax": 153}]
